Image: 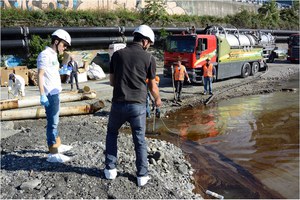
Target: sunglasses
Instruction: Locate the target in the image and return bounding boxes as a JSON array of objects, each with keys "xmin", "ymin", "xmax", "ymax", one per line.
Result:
[{"xmin": 61, "ymin": 41, "xmax": 69, "ymax": 48}]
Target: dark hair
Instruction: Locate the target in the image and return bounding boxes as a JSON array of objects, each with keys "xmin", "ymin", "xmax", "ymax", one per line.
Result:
[
  {"xmin": 133, "ymin": 32, "xmax": 149, "ymax": 42},
  {"xmin": 51, "ymin": 35, "xmax": 60, "ymax": 45}
]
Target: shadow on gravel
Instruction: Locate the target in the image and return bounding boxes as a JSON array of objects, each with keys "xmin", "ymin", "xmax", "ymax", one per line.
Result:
[{"xmin": 1, "ymin": 153, "xmax": 102, "ymax": 178}]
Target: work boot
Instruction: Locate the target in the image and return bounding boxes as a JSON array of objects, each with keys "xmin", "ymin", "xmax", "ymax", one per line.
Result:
[
  {"xmin": 177, "ymin": 98, "xmax": 182, "ymax": 102},
  {"xmin": 49, "ymin": 145, "xmax": 58, "ymax": 154},
  {"xmin": 104, "ymin": 168, "xmax": 117, "ymax": 180},
  {"xmin": 58, "ymin": 144, "xmax": 73, "ymax": 153},
  {"xmin": 47, "ymin": 153, "xmax": 72, "ymax": 163},
  {"xmin": 137, "ymin": 176, "xmax": 151, "ymax": 187}
]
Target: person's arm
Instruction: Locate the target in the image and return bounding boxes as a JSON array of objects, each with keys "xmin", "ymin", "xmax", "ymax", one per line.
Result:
[
  {"xmin": 38, "ymin": 69, "xmax": 45, "ymax": 95},
  {"xmin": 38, "ymin": 68, "xmax": 49, "ymax": 106},
  {"xmin": 109, "ymin": 73, "xmax": 114, "ymax": 87},
  {"xmin": 148, "ymin": 78, "xmax": 161, "ymax": 108},
  {"xmin": 75, "ymin": 61, "xmax": 80, "ymax": 73},
  {"xmin": 184, "ymin": 67, "xmax": 191, "ymax": 83}
]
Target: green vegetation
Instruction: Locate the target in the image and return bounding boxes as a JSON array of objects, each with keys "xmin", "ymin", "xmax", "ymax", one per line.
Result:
[
  {"xmin": 1, "ymin": 0, "xmax": 298, "ymax": 30},
  {"xmin": 27, "ymin": 35, "xmax": 51, "ymax": 69},
  {"xmin": 1, "ymin": 0, "xmax": 299, "ymax": 68}
]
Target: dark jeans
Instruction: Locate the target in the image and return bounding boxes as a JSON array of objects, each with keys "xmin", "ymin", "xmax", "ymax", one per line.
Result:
[
  {"xmin": 174, "ymin": 80, "xmax": 184, "ymax": 99},
  {"xmin": 70, "ymin": 72, "xmax": 79, "ymax": 89},
  {"xmin": 105, "ymin": 102, "xmax": 148, "ymax": 177},
  {"xmin": 204, "ymin": 77, "xmax": 213, "ymax": 94}
]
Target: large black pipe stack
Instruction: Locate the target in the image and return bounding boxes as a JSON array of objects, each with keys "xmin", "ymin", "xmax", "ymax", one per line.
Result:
[{"xmin": 1, "ymin": 26, "xmax": 298, "ymax": 56}]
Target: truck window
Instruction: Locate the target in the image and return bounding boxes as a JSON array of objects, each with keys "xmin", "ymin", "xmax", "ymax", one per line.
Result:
[
  {"xmin": 166, "ymin": 36, "xmax": 196, "ymax": 53},
  {"xmin": 198, "ymin": 38, "xmax": 208, "ymax": 51}
]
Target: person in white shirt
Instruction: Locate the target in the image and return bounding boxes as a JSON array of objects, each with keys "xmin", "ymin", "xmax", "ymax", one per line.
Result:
[
  {"xmin": 37, "ymin": 29, "xmax": 73, "ymax": 163},
  {"xmin": 8, "ymin": 73, "xmax": 25, "ymax": 97}
]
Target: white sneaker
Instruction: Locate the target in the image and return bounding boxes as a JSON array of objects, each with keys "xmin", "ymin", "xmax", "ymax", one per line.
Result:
[
  {"xmin": 47, "ymin": 153, "xmax": 72, "ymax": 163},
  {"xmin": 58, "ymin": 144, "xmax": 73, "ymax": 153},
  {"xmin": 137, "ymin": 176, "xmax": 151, "ymax": 187},
  {"xmin": 104, "ymin": 168, "xmax": 117, "ymax": 180}
]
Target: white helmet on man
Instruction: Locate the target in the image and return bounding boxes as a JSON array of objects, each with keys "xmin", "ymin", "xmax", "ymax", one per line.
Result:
[
  {"xmin": 133, "ymin": 25, "xmax": 155, "ymax": 44},
  {"xmin": 52, "ymin": 29, "xmax": 71, "ymax": 46}
]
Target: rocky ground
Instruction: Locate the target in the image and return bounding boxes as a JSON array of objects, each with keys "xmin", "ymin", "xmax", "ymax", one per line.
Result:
[{"xmin": 1, "ymin": 55, "xmax": 299, "ymax": 199}]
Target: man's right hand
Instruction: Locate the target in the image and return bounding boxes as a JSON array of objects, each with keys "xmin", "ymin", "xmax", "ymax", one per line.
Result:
[
  {"xmin": 40, "ymin": 94, "xmax": 49, "ymax": 107},
  {"xmin": 155, "ymin": 97, "xmax": 162, "ymax": 108}
]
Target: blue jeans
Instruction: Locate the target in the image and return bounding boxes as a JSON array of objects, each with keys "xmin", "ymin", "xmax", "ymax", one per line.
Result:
[
  {"xmin": 105, "ymin": 102, "xmax": 148, "ymax": 177},
  {"xmin": 45, "ymin": 94, "xmax": 60, "ymax": 147},
  {"xmin": 204, "ymin": 77, "xmax": 213, "ymax": 94}
]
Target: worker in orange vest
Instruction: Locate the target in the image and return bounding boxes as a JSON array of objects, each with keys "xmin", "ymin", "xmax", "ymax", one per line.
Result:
[
  {"xmin": 173, "ymin": 57, "xmax": 190, "ymax": 102},
  {"xmin": 202, "ymin": 58, "xmax": 215, "ymax": 95}
]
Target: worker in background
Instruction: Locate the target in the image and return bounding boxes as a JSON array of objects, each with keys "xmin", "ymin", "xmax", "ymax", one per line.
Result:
[
  {"xmin": 173, "ymin": 57, "xmax": 190, "ymax": 102},
  {"xmin": 104, "ymin": 25, "xmax": 161, "ymax": 187},
  {"xmin": 37, "ymin": 29, "xmax": 73, "ymax": 163},
  {"xmin": 202, "ymin": 58, "xmax": 215, "ymax": 95},
  {"xmin": 8, "ymin": 73, "xmax": 25, "ymax": 97},
  {"xmin": 146, "ymin": 75, "xmax": 161, "ymax": 118},
  {"xmin": 67, "ymin": 56, "xmax": 80, "ymax": 91}
]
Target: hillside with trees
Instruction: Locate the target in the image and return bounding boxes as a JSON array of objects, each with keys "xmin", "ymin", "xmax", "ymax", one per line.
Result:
[{"xmin": 1, "ymin": 0, "xmax": 299, "ymax": 30}]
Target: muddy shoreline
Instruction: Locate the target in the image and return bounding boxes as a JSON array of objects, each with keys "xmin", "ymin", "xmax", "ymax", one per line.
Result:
[{"xmin": 1, "ymin": 60, "xmax": 299, "ymax": 199}]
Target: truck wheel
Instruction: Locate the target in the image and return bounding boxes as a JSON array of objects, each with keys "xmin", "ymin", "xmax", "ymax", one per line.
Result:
[
  {"xmin": 241, "ymin": 63, "xmax": 251, "ymax": 78},
  {"xmin": 251, "ymin": 62, "xmax": 259, "ymax": 76}
]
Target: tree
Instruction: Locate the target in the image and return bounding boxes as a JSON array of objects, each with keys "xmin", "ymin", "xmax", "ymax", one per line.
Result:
[
  {"xmin": 258, "ymin": 0, "xmax": 280, "ymax": 29},
  {"xmin": 27, "ymin": 35, "xmax": 50, "ymax": 69},
  {"xmin": 141, "ymin": 0, "xmax": 170, "ymax": 25}
]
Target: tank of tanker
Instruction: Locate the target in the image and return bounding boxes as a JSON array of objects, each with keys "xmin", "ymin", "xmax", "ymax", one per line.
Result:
[
  {"xmin": 259, "ymin": 32, "xmax": 275, "ymax": 45},
  {"xmin": 219, "ymin": 33, "xmax": 257, "ymax": 47}
]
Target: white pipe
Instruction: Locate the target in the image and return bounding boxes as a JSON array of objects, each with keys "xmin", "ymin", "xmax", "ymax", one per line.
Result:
[
  {"xmin": 0, "ymin": 90, "xmax": 96, "ymax": 110},
  {"xmin": 0, "ymin": 100, "xmax": 104, "ymax": 121}
]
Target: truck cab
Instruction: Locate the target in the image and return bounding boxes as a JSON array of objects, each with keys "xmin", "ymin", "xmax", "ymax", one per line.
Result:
[{"xmin": 163, "ymin": 34, "xmax": 217, "ymax": 83}]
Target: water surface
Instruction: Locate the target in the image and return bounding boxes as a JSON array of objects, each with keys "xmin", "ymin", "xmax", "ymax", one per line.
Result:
[{"xmin": 148, "ymin": 74, "xmax": 299, "ymax": 198}]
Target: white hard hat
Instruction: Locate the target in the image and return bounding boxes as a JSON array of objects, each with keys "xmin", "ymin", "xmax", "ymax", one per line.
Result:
[
  {"xmin": 133, "ymin": 25, "xmax": 155, "ymax": 44},
  {"xmin": 52, "ymin": 29, "xmax": 71, "ymax": 46}
]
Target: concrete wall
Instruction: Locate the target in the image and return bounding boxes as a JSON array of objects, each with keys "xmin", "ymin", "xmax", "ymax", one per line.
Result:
[
  {"xmin": 166, "ymin": 0, "xmax": 260, "ymax": 16},
  {"xmin": 0, "ymin": 0, "xmax": 260, "ymax": 16}
]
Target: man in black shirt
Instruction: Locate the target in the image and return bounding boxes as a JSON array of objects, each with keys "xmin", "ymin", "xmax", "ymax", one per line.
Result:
[{"xmin": 104, "ymin": 25, "xmax": 161, "ymax": 187}]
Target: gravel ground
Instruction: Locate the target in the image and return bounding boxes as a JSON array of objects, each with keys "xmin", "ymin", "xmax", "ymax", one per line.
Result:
[{"xmin": 1, "ymin": 55, "xmax": 299, "ymax": 199}]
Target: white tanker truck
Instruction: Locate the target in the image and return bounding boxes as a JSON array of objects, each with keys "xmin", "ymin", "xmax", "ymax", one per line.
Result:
[
  {"xmin": 205, "ymin": 26, "xmax": 277, "ymax": 62},
  {"xmin": 163, "ymin": 25, "xmax": 275, "ymax": 83}
]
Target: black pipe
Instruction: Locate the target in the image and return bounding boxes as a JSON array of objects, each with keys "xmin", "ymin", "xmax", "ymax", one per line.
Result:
[
  {"xmin": 1, "ymin": 27, "xmax": 23, "ymax": 35},
  {"xmin": 1, "ymin": 27, "xmax": 24, "ymax": 40},
  {"xmin": 274, "ymin": 36, "xmax": 288, "ymax": 42},
  {"xmin": 71, "ymin": 37, "xmax": 133, "ymax": 46},
  {"xmin": 27, "ymin": 26, "xmax": 126, "ymax": 35},
  {"xmin": 1, "ymin": 26, "xmax": 298, "ymax": 35},
  {"xmin": 1, "ymin": 40, "xmax": 26, "ymax": 48}
]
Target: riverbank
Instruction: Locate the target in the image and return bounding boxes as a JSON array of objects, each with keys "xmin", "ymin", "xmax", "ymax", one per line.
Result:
[{"xmin": 1, "ymin": 59, "xmax": 299, "ymax": 199}]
